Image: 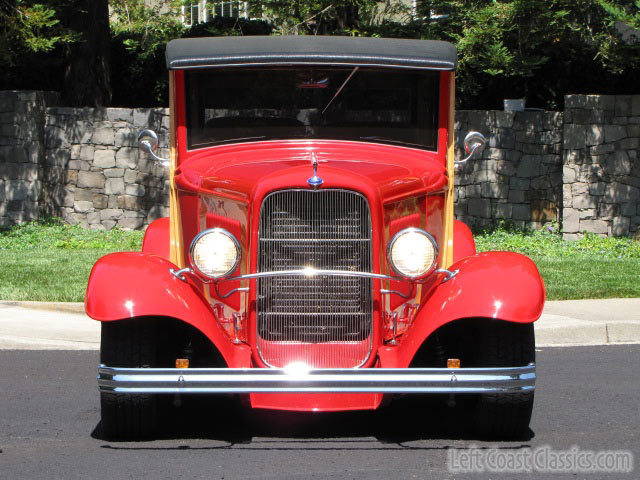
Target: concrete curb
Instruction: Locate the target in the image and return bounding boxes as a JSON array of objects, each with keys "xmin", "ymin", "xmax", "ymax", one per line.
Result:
[
  {"xmin": 0, "ymin": 298, "xmax": 639, "ymax": 350},
  {"xmin": 0, "ymin": 301, "xmax": 85, "ymax": 314}
]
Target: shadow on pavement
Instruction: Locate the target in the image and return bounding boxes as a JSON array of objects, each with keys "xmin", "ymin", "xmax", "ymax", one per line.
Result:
[{"xmin": 92, "ymin": 394, "xmax": 535, "ymax": 448}]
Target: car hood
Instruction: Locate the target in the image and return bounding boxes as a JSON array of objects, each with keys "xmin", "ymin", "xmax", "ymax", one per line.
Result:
[{"xmin": 174, "ymin": 140, "xmax": 447, "ymax": 204}]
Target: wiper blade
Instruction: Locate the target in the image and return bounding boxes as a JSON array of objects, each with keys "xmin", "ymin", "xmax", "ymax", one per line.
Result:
[{"xmin": 321, "ymin": 66, "xmax": 359, "ymax": 115}]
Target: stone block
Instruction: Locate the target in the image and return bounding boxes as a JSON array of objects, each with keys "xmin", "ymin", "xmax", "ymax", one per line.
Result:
[
  {"xmin": 115, "ymin": 128, "xmax": 137, "ymax": 147},
  {"xmin": 604, "ymin": 124, "xmax": 627, "ymax": 143},
  {"xmin": 516, "ymin": 156, "xmax": 541, "ymax": 177},
  {"xmin": 508, "ymin": 190, "xmax": 525, "ymax": 203},
  {"xmin": 147, "ymin": 205, "xmax": 169, "ymax": 222},
  {"xmin": 74, "ymin": 189, "xmax": 93, "ymax": 202},
  {"xmin": 102, "ymin": 220, "xmax": 117, "ymax": 230},
  {"xmin": 68, "ymin": 121, "xmax": 93, "ymax": 144},
  {"xmin": 494, "ymin": 111, "xmax": 514, "ymax": 128},
  {"xmin": 510, "ymin": 177, "xmax": 530, "ymax": 190},
  {"xmin": 117, "ymin": 217, "xmax": 145, "ymax": 230},
  {"xmin": 104, "ymin": 168, "xmax": 124, "ymax": 178},
  {"xmin": 93, "ymin": 149, "xmax": 116, "ymax": 168},
  {"xmin": 92, "ymin": 194, "xmax": 108, "ymax": 209},
  {"xmin": 77, "ymin": 171, "xmax": 105, "ymax": 189},
  {"xmin": 87, "ymin": 212, "xmax": 101, "ymax": 224},
  {"xmin": 612, "ymin": 216, "xmax": 631, "ymax": 236},
  {"xmin": 631, "ymin": 96, "xmax": 640, "ymax": 116},
  {"xmin": 105, "ymin": 177, "xmax": 125, "ymax": 195},
  {"xmin": 580, "ymin": 219, "xmax": 608, "ymax": 234},
  {"xmin": 563, "ymin": 208, "xmax": 580, "ymax": 233},
  {"xmin": 115, "ymin": 147, "xmax": 139, "ymax": 169},
  {"xmin": 480, "ymin": 182, "xmax": 508, "ymax": 199},
  {"xmin": 531, "ymin": 200, "xmax": 557, "ymax": 222},
  {"xmin": 67, "ymin": 160, "xmax": 89, "ymax": 171},
  {"xmin": 79, "ymin": 146, "xmax": 94, "ymax": 161},
  {"xmin": 572, "ymin": 194, "xmax": 598, "ymax": 209},
  {"xmin": 579, "ymin": 209, "xmax": 596, "ymax": 219},
  {"xmin": 512, "ymin": 204, "xmax": 530, "ymax": 220},
  {"xmin": 117, "ymin": 195, "xmax": 142, "ymax": 210},
  {"xmin": 468, "ymin": 199, "xmax": 491, "ymax": 218},
  {"xmin": 106, "ymin": 108, "xmax": 134, "ymax": 123},
  {"xmin": 73, "ymin": 200, "xmax": 93, "ymax": 213},
  {"xmin": 589, "ymin": 182, "xmax": 606, "ymax": 196},
  {"xmin": 99, "ymin": 209, "xmax": 123, "ymax": 221},
  {"xmin": 125, "ymin": 184, "xmax": 145, "ymax": 197},
  {"xmin": 565, "ymin": 95, "xmax": 586, "ymax": 108},
  {"xmin": 615, "ymin": 95, "xmax": 632, "ymax": 116},
  {"xmin": 621, "ymin": 202, "xmax": 636, "ymax": 216},
  {"xmin": 124, "ymin": 169, "xmax": 138, "ymax": 183},
  {"xmin": 92, "ymin": 128, "xmax": 115, "ymax": 145},
  {"xmin": 589, "ymin": 143, "xmax": 615, "ymax": 155},
  {"xmin": 563, "ymin": 184, "xmax": 572, "ymax": 205},
  {"xmin": 605, "ymin": 151, "xmax": 632, "ymax": 176},
  {"xmin": 563, "ymin": 124, "xmax": 586, "ymax": 150},
  {"xmin": 618, "ymin": 138, "xmax": 639, "ymax": 150},
  {"xmin": 495, "ymin": 203, "xmax": 512, "ymax": 218},
  {"xmin": 586, "ymin": 125, "xmax": 604, "ymax": 146},
  {"xmin": 604, "ymin": 183, "xmax": 639, "ymax": 203}
]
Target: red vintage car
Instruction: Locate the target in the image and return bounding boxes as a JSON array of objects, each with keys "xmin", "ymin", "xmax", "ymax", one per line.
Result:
[{"xmin": 86, "ymin": 36, "xmax": 544, "ymax": 439}]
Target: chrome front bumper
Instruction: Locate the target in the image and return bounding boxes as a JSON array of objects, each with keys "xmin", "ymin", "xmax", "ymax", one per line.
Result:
[{"xmin": 98, "ymin": 364, "xmax": 535, "ymax": 394}]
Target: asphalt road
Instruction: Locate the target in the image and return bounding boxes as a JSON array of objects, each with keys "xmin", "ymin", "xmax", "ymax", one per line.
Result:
[{"xmin": 1, "ymin": 345, "xmax": 639, "ymax": 479}]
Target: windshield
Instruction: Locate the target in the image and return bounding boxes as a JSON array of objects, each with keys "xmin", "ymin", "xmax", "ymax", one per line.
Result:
[{"xmin": 185, "ymin": 67, "xmax": 440, "ymax": 150}]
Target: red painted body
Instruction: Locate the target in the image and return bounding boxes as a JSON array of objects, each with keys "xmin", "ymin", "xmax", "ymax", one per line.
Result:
[
  {"xmin": 86, "ymin": 69, "xmax": 546, "ymax": 412},
  {"xmin": 142, "ymin": 217, "xmax": 170, "ymax": 259}
]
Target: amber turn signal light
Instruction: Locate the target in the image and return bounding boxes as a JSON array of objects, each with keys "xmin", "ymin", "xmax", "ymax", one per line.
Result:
[
  {"xmin": 447, "ymin": 358, "xmax": 460, "ymax": 368},
  {"xmin": 175, "ymin": 358, "xmax": 189, "ymax": 368}
]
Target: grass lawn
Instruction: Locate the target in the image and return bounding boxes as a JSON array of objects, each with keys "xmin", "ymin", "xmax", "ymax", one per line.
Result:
[
  {"xmin": 0, "ymin": 218, "xmax": 638, "ymax": 302},
  {"xmin": 531, "ymin": 256, "xmax": 640, "ymax": 300},
  {"xmin": 0, "ymin": 249, "xmax": 114, "ymax": 302}
]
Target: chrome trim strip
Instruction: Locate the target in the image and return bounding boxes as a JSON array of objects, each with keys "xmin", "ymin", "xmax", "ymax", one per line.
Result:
[
  {"xmin": 231, "ymin": 269, "xmax": 395, "ymax": 281},
  {"xmin": 98, "ymin": 364, "xmax": 536, "ymax": 394}
]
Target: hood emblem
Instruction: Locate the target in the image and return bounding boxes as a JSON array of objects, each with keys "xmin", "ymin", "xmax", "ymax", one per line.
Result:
[{"xmin": 307, "ymin": 152, "xmax": 323, "ymax": 189}]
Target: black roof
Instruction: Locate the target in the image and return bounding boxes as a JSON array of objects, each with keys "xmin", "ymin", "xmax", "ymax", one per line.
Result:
[{"xmin": 166, "ymin": 36, "xmax": 457, "ymax": 71}]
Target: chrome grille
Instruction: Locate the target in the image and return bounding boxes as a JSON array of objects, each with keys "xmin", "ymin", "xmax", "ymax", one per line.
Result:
[{"xmin": 257, "ymin": 189, "xmax": 373, "ymax": 368}]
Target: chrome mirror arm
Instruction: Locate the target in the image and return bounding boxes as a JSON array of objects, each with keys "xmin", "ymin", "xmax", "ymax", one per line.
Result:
[
  {"xmin": 138, "ymin": 130, "xmax": 169, "ymax": 167},
  {"xmin": 140, "ymin": 140, "xmax": 169, "ymax": 167},
  {"xmin": 454, "ymin": 131, "xmax": 487, "ymax": 171}
]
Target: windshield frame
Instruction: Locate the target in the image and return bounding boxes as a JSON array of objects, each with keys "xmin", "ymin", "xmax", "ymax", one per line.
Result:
[{"xmin": 184, "ymin": 66, "xmax": 441, "ymax": 152}]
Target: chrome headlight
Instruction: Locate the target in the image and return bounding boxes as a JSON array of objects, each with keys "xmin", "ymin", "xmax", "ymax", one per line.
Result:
[
  {"xmin": 190, "ymin": 228, "xmax": 240, "ymax": 279},
  {"xmin": 387, "ymin": 228, "xmax": 438, "ymax": 279}
]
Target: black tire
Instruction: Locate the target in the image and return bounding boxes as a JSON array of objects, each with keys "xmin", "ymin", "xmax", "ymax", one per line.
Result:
[
  {"xmin": 100, "ymin": 320, "xmax": 158, "ymax": 440},
  {"xmin": 472, "ymin": 321, "xmax": 535, "ymax": 439}
]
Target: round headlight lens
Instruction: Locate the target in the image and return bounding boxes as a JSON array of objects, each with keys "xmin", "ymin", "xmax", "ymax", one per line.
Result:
[
  {"xmin": 388, "ymin": 228, "xmax": 438, "ymax": 278},
  {"xmin": 190, "ymin": 229, "xmax": 240, "ymax": 279}
]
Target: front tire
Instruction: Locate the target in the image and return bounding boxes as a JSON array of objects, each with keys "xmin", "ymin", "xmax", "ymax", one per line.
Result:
[
  {"xmin": 472, "ymin": 322, "xmax": 535, "ymax": 439},
  {"xmin": 100, "ymin": 320, "xmax": 158, "ymax": 440}
]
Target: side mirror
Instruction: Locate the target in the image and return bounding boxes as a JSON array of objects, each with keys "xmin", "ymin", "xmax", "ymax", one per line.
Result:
[
  {"xmin": 455, "ymin": 131, "xmax": 486, "ymax": 170},
  {"xmin": 137, "ymin": 129, "xmax": 169, "ymax": 167}
]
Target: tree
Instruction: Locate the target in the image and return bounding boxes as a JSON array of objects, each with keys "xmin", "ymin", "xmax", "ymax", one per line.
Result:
[{"xmin": 59, "ymin": 0, "xmax": 112, "ymax": 106}]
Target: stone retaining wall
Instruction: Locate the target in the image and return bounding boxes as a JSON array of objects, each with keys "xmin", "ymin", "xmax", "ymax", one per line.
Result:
[
  {"xmin": 561, "ymin": 95, "xmax": 640, "ymax": 239},
  {"xmin": 0, "ymin": 91, "xmax": 639, "ymax": 237},
  {"xmin": 454, "ymin": 110, "xmax": 563, "ymax": 230},
  {"xmin": 43, "ymin": 107, "xmax": 170, "ymax": 229}
]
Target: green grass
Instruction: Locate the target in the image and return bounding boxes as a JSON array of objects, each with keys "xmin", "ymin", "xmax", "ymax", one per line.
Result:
[
  {"xmin": 0, "ymin": 218, "xmax": 143, "ymax": 302},
  {"xmin": 531, "ymin": 257, "xmax": 640, "ymax": 300},
  {"xmin": 0, "ymin": 249, "xmax": 114, "ymax": 302},
  {"xmin": 475, "ymin": 224, "xmax": 640, "ymax": 300},
  {"xmin": 0, "ymin": 218, "xmax": 639, "ymax": 302}
]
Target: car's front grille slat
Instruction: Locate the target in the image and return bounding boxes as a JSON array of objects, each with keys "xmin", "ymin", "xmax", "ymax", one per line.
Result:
[{"xmin": 257, "ymin": 189, "xmax": 373, "ymax": 368}]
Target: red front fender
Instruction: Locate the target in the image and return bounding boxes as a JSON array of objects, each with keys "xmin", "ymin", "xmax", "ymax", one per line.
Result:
[
  {"xmin": 380, "ymin": 251, "xmax": 545, "ymax": 367},
  {"xmin": 85, "ymin": 252, "xmax": 251, "ymax": 367}
]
